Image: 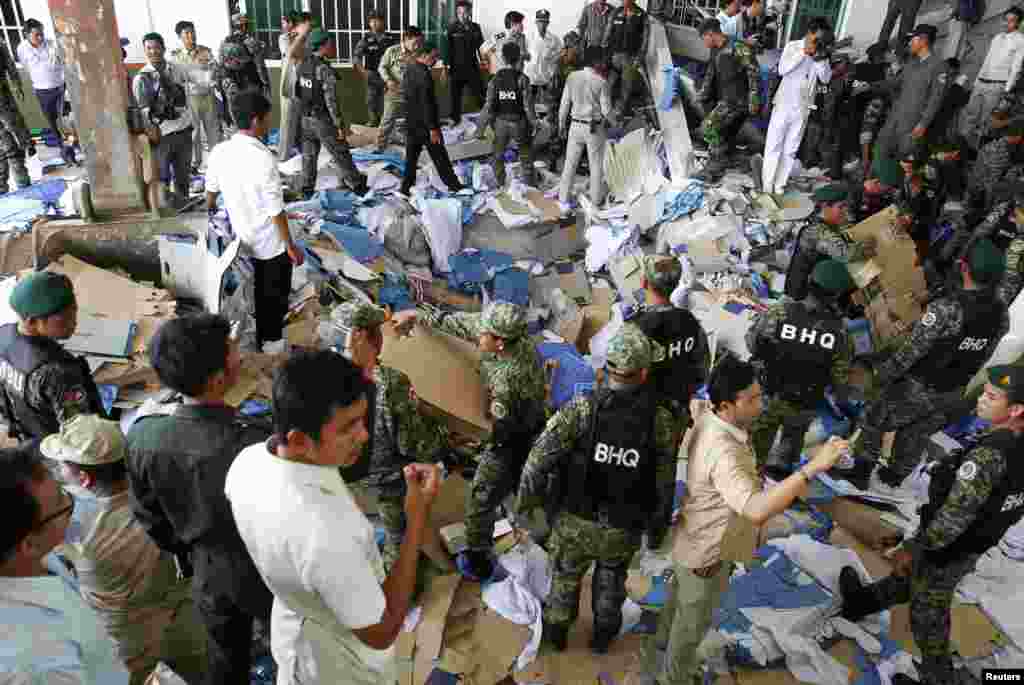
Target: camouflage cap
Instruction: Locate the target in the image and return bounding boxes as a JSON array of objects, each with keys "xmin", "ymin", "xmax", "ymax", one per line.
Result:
[
  {"xmin": 40, "ymin": 414, "xmax": 126, "ymax": 466},
  {"xmin": 642, "ymin": 254, "xmax": 682, "ymax": 293},
  {"xmin": 331, "ymin": 301, "xmax": 387, "ymax": 331},
  {"xmin": 987, "ymin": 365, "xmax": 1024, "ymax": 403},
  {"xmin": 810, "ymin": 259, "xmax": 855, "ymax": 293},
  {"xmin": 479, "ymin": 302, "xmax": 528, "ymax": 340},
  {"xmin": 606, "ymin": 323, "xmax": 665, "ymax": 374}
]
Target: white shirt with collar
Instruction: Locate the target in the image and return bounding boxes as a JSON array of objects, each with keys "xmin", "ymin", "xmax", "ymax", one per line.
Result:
[
  {"xmin": 132, "ymin": 62, "xmax": 194, "ymax": 138},
  {"xmin": 205, "ymin": 133, "xmax": 287, "ymax": 260},
  {"xmin": 17, "ymin": 39, "xmax": 64, "ymax": 90},
  {"xmin": 225, "ymin": 441, "xmax": 394, "ymax": 685},
  {"xmin": 774, "ymin": 38, "xmax": 832, "ymax": 110},
  {"xmin": 525, "ymin": 28, "xmax": 561, "ymax": 86},
  {"xmin": 978, "ymin": 30, "xmax": 1024, "ymax": 91}
]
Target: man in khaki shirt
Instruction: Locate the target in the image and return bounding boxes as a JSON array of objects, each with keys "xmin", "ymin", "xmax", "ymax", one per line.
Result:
[{"xmin": 633, "ymin": 357, "xmax": 847, "ymax": 685}]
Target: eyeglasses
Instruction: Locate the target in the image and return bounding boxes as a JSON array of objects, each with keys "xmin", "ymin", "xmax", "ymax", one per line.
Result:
[{"xmin": 35, "ymin": 486, "xmax": 73, "ymax": 531}]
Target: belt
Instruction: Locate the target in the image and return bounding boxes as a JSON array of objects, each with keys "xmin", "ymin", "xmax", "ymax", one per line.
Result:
[
  {"xmin": 691, "ymin": 561, "xmax": 723, "ymax": 578},
  {"xmin": 571, "ymin": 117, "xmax": 601, "ymax": 124},
  {"xmin": 979, "ymin": 78, "xmax": 1007, "ymax": 84}
]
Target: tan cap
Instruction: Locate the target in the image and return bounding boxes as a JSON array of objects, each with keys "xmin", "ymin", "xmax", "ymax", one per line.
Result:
[{"xmin": 40, "ymin": 415, "xmax": 126, "ymax": 466}]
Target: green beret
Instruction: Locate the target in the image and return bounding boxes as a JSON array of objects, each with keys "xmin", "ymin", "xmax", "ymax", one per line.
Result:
[
  {"xmin": 309, "ymin": 29, "xmax": 331, "ymax": 50},
  {"xmin": 810, "ymin": 259, "xmax": 855, "ymax": 294},
  {"xmin": 967, "ymin": 238, "xmax": 1006, "ymax": 283},
  {"xmin": 812, "ymin": 183, "xmax": 849, "ymax": 204},
  {"xmin": 871, "ymin": 145, "xmax": 904, "ymax": 187},
  {"xmin": 10, "ymin": 272, "xmax": 75, "ymax": 320}
]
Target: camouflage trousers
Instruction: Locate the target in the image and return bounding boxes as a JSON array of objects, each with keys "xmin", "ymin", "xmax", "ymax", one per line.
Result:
[
  {"xmin": 859, "ymin": 554, "xmax": 980, "ymax": 684},
  {"xmin": 300, "ymin": 116, "xmax": 363, "ymax": 195},
  {"xmin": 376, "ymin": 89, "xmax": 405, "ymax": 147},
  {"xmin": 854, "ymin": 377, "xmax": 959, "ymax": 481},
  {"xmin": 376, "ymin": 483, "xmax": 406, "ymax": 572},
  {"xmin": 607, "ymin": 52, "xmax": 643, "ymax": 120},
  {"xmin": 366, "ymin": 72, "xmax": 386, "ymax": 128},
  {"xmin": 492, "ymin": 116, "xmax": 533, "ymax": 187},
  {"xmin": 701, "ymin": 101, "xmax": 747, "ymax": 156},
  {"xmin": 543, "ymin": 511, "xmax": 641, "ymax": 634},
  {"xmin": 465, "ymin": 445, "xmax": 528, "ymax": 552},
  {"xmin": 750, "ymin": 395, "xmax": 818, "ymax": 473}
]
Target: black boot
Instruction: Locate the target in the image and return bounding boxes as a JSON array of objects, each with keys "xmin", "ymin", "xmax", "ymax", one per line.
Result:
[
  {"xmin": 542, "ymin": 621, "xmax": 569, "ymax": 652},
  {"xmin": 838, "ymin": 565, "xmax": 887, "ymax": 622}
]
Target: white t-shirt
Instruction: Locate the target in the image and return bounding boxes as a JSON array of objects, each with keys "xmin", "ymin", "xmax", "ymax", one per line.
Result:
[
  {"xmin": 205, "ymin": 134, "xmax": 287, "ymax": 261},
  {"xmin": 225, "ymin": 441, "xmax": 394, "ymax": 685}
]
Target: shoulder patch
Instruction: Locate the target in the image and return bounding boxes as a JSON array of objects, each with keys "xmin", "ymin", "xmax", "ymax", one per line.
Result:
[
  {"xmin": 921, "ymin": 311, "xmax": 937, "ymax": 327},
  {"xmin": 958, "ymin": 461, "xmax": 978, "ymax": 481}
]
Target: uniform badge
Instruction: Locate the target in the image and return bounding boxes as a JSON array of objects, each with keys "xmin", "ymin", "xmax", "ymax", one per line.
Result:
[
  {"xmin": 921, "ymin": 312, "xmax": 937, "ymax": 327},
  {"xmin": 957, "ymin": 461, "xmax": 978, "ymax": 481}
]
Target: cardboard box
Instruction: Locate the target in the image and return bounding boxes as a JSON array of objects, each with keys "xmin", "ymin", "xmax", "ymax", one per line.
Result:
[
  {"xmin": 379, "ymin": 322, "xmax": 492, "ymax": 439},
  {"xmin": 846, "ymin": 206, "xmax": 927, "ymax": 348}
]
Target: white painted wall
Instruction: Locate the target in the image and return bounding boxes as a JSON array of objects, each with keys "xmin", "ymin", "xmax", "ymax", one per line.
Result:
[
  {"xmin": 17, "ymin": 0, "xmax": 230, "ymax": 63},
  {"xmin": 837, "ymin": 0, "xmax": 887, "ymax": 50}
]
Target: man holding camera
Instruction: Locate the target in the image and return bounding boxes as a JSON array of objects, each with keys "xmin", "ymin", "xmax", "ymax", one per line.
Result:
[
  {"xmin": 133, "ymin": 32, "xmax": 195, "ymax": 209},
  {"xmin": 756, "ymin": 20, "xmax": 832, "ymax": 195}
]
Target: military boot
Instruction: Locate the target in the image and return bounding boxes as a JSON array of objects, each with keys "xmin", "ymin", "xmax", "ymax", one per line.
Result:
[
  {"xmin": 542, "ymin": 621, "xmax": 569, "ymax": 652},
  {"xmin": 838, "ymin": 565, "xmax": 887, "ymax": 622}
]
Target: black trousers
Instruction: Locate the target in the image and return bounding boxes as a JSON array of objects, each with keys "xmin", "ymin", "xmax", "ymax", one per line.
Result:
[
  {"xmin": 252, "ymin": 251, "xmax": 293, "ymax": 345},
  {"xmin": 449, "ymin": 68, "xmax": 484, "ymax": 124},
  {"xmin": 401, "ymin": 132, "xmax": 463, "ymax": 193}
]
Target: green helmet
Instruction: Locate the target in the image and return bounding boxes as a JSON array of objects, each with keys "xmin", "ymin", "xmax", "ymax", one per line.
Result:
[{"xmin": 479, "ymin": 302, "xmax": 528, "ymax": 340}]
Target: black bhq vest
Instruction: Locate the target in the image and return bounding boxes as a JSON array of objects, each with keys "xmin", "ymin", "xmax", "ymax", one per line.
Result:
[
  {"xmin": 608, "ymin": 8, "xmax": 647, "ymax": 55},
  {"xmin": 634, "ymin": 306, "xmax": 704, "ymax": 408},
  {"xmin": 714, "ymin": 45, "xmax": 750, "ymax": 107},
  {"xmin": 567, "ymin": 387, "xmax": 658, "ymax": 531},
  {"xmin": 785, "ymin": 221, "xmax": 851, "ymax": 301},
  {"xmin": 362, "ymin": 33, "xmax": 394, "ymax": 71},
  {"xmin": 760, "ymin": 302, "xmax": 842, "ymax": 406},
  {"xmin": 0, "ymin": 323, "xmax": 102, "ymax": 439},
  {"xmin": 909, "ymin": 291, "xmax": 1004, "ymax": 392},
  {"xmin": 918, "ymin": 429, "xmax": 1024, "ymax": 565},
  {"xmin": 296, "ymin": 56, "xmax": 327, "ymax": 118},
  {"xmin": 139, "ymin": 68, "xmax": 186, "ymax": 123},
  {"xmin": 493, "ymin": 68, "xmax": 526, "ymax": 119}
]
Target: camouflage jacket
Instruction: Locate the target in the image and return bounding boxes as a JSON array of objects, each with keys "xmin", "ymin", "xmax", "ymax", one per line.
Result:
[{"xmin": 699, "ymin": 41, "xmax": 760, "ymax": 111}]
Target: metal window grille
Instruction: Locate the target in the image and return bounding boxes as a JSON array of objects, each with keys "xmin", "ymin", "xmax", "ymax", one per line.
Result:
[
  {"xmin": 0, "ymin": 0, "xmax": 24, "ymax": 63},
  {"xmin": 247, "ymin": 0, "xmax": 306, "ymax": 59},
  {"xmin": 307, "ymin": 0, "xmax": 407, "ymax": 63}
]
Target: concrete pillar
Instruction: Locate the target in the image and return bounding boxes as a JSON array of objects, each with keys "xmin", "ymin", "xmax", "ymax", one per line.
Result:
[{"xmin": 49, "ymin": 0, "xmax": 145, "ymax": 215}]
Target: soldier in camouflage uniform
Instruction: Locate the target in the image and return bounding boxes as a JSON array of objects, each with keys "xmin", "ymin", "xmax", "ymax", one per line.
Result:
[
  {"xmin": 331, "ymin": 302, "xmax": 449, "ymax": 571},
  {"xmin": 695, "ymin": 18, "xmax": 763, "ymax": 182},
  {"xmin": 632, "ymin": 255, "xmax": 709, "ymax": 428},
  {"xmin": 895, "ymin": 146, "xmax": 946, "ymax": 266},
  {"xmin": 0, "ymin": 273, "xmax": 105, "ymax": 440},
  {"xmin": 477, "ymin": 42, "xmax": 536, "ymax": 187},
  {"xmin": 213, "ymin": 38, "xmax": 264, "ymax": 130},
  {"xmin": 393, "ymin": 302, "xmax": 546, "ymax": 581},
  {"xmin": 785, "ymin": 184, "xmax": 875, "ymax": 301},
  {"xmin": 968, "ymin": 122, "xmax": 1024, "ymax": 215},
  {"xmin": 996, "ymin": 191, "xmax": 1024, "ymax": 306},
  {"xmin": 748, "ymin": 260, "xmax": 856, "ymax": 480},
  {"xmin": 847, "ymin": 239, "xmax": 1009, "ymax": 490},
  {"xmin": 0, "ymin": 40, "xmax": 31, "ymax": 194},
  {"xmin": 516, "ymin": 323, "xmax": 679, "ymax": 654},
  {"xmin": 376, "ymin": 27, "xmax": 424, "ymax": 151},
  {"xmin": 295, "ymin": 30, "xmax": 368, "ymax": 197},
  {"xmin": 221, "ymin": 13, "xmax": 270, "ymax": 97},
  {"xmin": 839, "ymin": 365, "xmax": 1024, "ymax": 685}
]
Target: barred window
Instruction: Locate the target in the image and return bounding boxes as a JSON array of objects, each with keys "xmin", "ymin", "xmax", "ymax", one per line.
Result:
[
  {"xmin": 246, "ymin": 0, "xmax": 306, "ymax": 59},
  {"xmin": 0, "ymin": 0, "xmax": 25, "ymax": 62},
  {"xmin": 309, "ymin": 0, "xmax": 407, "ymax": 63}
]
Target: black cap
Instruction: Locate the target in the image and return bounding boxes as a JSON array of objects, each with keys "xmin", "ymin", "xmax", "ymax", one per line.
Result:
[
  {"xmin": 987, "ymin": 365, "xmax": 1024, "ymax": 404},
  {"xmin": 907, "ymin": 24, "xmax": 937, "ymax": 43},
  {"xmin": 368, "ymin": 9, "xmax": 384, "ymax": 19},
  {"xmin": 536, "ymin": 9, "xmax": 551, "ymax": 21}
]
